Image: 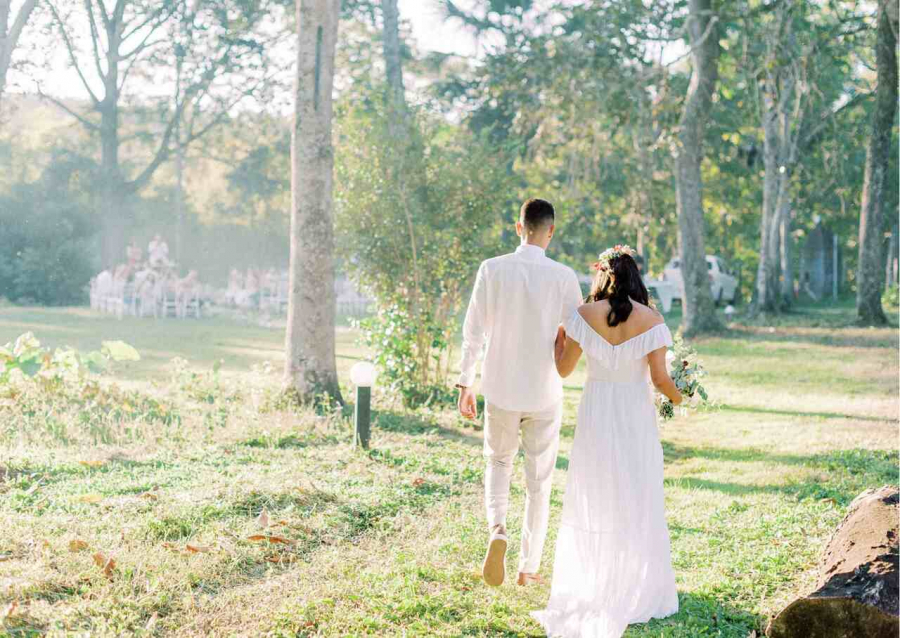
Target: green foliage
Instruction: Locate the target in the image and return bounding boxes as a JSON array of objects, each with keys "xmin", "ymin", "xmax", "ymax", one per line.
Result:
[
  {"xmin": 0, "ymin": 333, "xmax": 178, "ymax": 443},
  {"xmin": 882, "ymin": 284, "xmax": 899, "ymax": 308},
  {"xmin": 657, "ymin": 335, "xmax": 710, "ymax": 421},
  {"xmin": 0, "ymin": 179, "xmax": 95, "ymax": 306},
  {"xmin": 356, "ymin": 304, "xmax": 455, "ymax": 409},
  {"xmin": 335, "ymin": 96, "xmax": 512, "ymax": 408}
]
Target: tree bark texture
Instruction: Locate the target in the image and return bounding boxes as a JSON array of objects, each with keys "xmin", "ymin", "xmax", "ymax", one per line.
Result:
[
  {"xmin": 674, "ymin": 0, "xmax": 722, "ymax": 336},
  {"xmin": 856, "ymin": 0, "xmax": 897, "ymax": 325},
  {"xmin": 284, "ymin": 0, "xmax": 343, "ymax": 403},
  {"xmin": 382, "ymin": 0, "xmax": 404, "ymax": 113},
  {"xmin": 767, "ymin": 486, "xmax": 899, "ymax": 638}
]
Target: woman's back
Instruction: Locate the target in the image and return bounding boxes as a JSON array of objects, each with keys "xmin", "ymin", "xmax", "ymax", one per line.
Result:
[{"xmin": 567, "ymin": 299, "xmax": 670, "ymax": 383}]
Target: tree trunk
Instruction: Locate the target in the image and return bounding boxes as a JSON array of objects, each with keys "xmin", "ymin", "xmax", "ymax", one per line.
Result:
[
  {"xmin": 0, "ymin": 0, "xmax": 39, "ymax": 112},
  {"xmin": 767, "ymin": 486, "xmax": 899, "ymax": 638},
  {"xmin": 382, "ymin": 0, "xmax": 404, "ymax": 114},
  {"xmin": 755, "ymin": 87, "xmax": 785, "ymax": 312},
  {"xmin": 284, "ymin": 0, "xmax": 343, "ymax": 403},
  {"xmin": 674, "ymin": 0, "xmax": 721, "ymax": 336},
  {"xmin": 885, "ymin": 223, "xmax": 898, "ymax": 288},
  {"xmin": 779, "ymin": 204, "xmax": 794, "ymax": 305},
  {"xmin": 99, "ymin": 91, "xmax": 125, "ymax": 269},
  {"xmin": 856, "ymin": 0, "xmax": 897, "ymax": 325}
]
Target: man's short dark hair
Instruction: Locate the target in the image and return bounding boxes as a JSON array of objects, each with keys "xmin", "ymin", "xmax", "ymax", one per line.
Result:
[{"xmin": 520, "ymin": 198, "xmax": 555, "ymax": 232}]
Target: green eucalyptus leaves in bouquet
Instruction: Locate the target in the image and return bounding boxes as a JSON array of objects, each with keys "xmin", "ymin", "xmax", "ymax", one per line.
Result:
[{"xmin": 656, "ymin": 335, "xmax": 708, "ymax": 421}]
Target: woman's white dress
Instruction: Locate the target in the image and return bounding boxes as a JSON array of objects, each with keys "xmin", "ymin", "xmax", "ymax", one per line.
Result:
[{"xmin": 532, "ymin": 310, "xmax": 679, "ymax": 638}]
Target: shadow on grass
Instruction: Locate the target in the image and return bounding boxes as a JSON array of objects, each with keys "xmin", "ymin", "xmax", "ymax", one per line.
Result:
[
  {"xmin": 628, "ymin": 591, "xmax": 764, "ymax": 637},
  {"xmin": 372, "ymin": 410, "xmax": 483, "ymax": 448},
  {"xmin": 717, "ymin": 404, "xmax": 893, "ymax": 423},
  {"xmin": 724, "ymin": 326, "xmax": 897, "ymax": 350},
  {"xmin": 663, "ymin": 442, "xmax": 897, "ymax": 470},
  {"xmin": 663, "ymin": 443, "xmax": 898, "ymax": 505},
  {"xmin": 459, "ymin": 591, "xmax": 763, "ymax": 637}
]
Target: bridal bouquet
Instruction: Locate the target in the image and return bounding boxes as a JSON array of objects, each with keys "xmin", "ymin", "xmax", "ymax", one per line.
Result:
[{"xmin": 656, "ymin": 335, "xmax": 708, "ymax": 420}]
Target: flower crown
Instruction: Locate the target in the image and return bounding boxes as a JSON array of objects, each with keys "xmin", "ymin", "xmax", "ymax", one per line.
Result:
[{"xmin": 591, "ymin": 244, "xmax": 635, "ymax": 272}]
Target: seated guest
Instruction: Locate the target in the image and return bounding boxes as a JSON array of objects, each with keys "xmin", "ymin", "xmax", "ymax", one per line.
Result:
[
  {"xmin": 175, "ymin": 270, "xmax": 200, "ymax": 318},
  {"xmin": 226, "ymin": 268, "xmax": 244, "ymax": 306},
  {"xmin": 148, "ymin": 234, "xmax": 171, "ymax": 267},
  {"xmin": 126, "ymin": 239, "xmax": 143, "ymax": 268}
]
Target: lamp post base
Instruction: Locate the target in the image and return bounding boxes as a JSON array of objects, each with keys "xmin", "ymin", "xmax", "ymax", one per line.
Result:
[{"xmin": 354, "ymin": 385, "xmax": 371, "ymax": 449}]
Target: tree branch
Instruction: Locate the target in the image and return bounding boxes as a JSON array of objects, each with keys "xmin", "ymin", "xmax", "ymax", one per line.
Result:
[
  {"xmin": 799, "ymin": 91, "xmax": 870, "ymax": 151},
  {"xmin": 48, "ymin": 2, "xmax": 101, "ymax": 106},
  {"xmin": 83, "ymin": 0, "xmax": 108, "ymax": 84},
  {"xmin": 8, "ymin": 0, "xmax": 40, "ymax": 53},
  {"xmin": 37, "ymin": 89, "xmax": 100, "ymax": 130}
]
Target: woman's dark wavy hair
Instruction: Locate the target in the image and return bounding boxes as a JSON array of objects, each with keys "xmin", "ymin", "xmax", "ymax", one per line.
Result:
[{"xmin": 587, "ymin": 252, "xmax": 651, "ymax": 327}]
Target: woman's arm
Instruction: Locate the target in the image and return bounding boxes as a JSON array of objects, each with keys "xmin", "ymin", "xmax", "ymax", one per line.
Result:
[
  {"xmin": 648, "ymin": 347, "xmax": 682, "ymax": 404},
  {"xmin": 554, "ymin": 325, "xmax": 583, "ymax": 378}
]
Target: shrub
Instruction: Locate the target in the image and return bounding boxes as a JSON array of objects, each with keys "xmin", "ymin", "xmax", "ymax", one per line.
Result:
[
  {"xmin": 0, "ymin": 180, "xmax": 95, "ymax": 306},
  {"xmin": 335, "ymin": 97, "xmax": 513, "ymax": 408},
  {"xmin": 882, "ymin": 284, "xmax": 899, "ymax": 308}
]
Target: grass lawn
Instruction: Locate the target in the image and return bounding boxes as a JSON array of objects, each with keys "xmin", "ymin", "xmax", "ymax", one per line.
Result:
[{"xmin": 0, "ymin": 300, "xmax": 897, "ymax": 636}]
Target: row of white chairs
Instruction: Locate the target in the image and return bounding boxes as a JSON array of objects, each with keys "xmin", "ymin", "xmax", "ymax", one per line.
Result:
[{"xmin": 90, "ymin": 270, "xmax": 201, "ymax": 320}]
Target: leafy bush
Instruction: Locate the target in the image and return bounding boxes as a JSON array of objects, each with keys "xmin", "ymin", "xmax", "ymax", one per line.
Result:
[
  {"xmin": 882, "ymin": 284, "xmax": 899, "ymax": 308},
  {"xmin": 335, "ymin": 97, "xmax": 513, "ymax": 408},
  {"xmin": 0, "ymin": 333, "xmax": 178, "ymax": 444},
  {"xmin": 0, "ymin": 178, "xmax": 96, "ymax": 306},
  {"xmin": 357, "ymin": 304, "xmax": 456, "ymax": 409}
]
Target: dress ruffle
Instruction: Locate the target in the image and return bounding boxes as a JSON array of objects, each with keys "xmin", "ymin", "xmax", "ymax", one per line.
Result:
[{"xmin": 563, "ymin": 310, "xmax": 673, "ymax": 370}]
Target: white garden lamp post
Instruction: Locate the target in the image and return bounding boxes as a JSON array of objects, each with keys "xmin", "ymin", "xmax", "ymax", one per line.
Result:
[
  {"xmin": 724, "ymin": 305, "xmax": 735, "ymax": 322},
  {"xmin": 350, "ymin": 362, "xmax": 376, "ymax": 449}
]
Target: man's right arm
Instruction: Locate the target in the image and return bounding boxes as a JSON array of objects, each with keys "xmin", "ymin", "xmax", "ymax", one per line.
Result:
[
  {"xmin": 457, "ymin": 263, "xmax": 489, "ymax": 419},
  {"xmin": 458, "ymin": 262, "xmax": 489, "ymax": 389}
]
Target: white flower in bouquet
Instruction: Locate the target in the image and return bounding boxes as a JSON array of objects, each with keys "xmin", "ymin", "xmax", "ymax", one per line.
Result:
[{"xmin": 656, "ymin": 335, "xmax": 709, "ymax": 421}]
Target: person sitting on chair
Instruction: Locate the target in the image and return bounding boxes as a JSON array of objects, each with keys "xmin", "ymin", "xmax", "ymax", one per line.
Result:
[{"xmin": 148, "ymin": 234, "xmax": 171, "ymax": 268}]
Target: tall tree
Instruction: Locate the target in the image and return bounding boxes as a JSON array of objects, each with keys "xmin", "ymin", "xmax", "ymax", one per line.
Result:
[
  {"xmin": 381, "ymin": 0, "xmax": 404, "ymax": 113},
  {"xmin": 674, "ymin": 0, "xmax": 722, "ymax": 336},
  {"xmin": 284, "ymin": 0, "xmax": 342, "ymax": 403},
  {"xmin": 856, "ymin": 0, "xmax": 898, "ymax": 325},
  {"xmin": 43, "ymin": 0, "xmax": 271, "ymax": 268},
  {"xmin": 748, "ymin": 1, "xmax": 867, "ymax": 312},
  {"xmin": 0, "ymin": 0, "xmax": 40, "ymax": 111}
]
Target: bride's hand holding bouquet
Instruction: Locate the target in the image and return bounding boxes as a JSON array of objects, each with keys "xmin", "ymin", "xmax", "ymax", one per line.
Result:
[{"xmin": 655, "ymin": 336, "xmax": 708, "ymax": 421}]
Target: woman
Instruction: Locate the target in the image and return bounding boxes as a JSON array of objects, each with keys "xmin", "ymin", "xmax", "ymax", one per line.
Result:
[{"xmin": 532, "ymin": 246, "xmax": 683, "ymax": 638}]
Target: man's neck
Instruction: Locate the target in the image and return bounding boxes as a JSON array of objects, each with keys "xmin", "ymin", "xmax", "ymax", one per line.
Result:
[{"xmin": 521, "ymin": 240, "xmax": 548, "ymax": 250}]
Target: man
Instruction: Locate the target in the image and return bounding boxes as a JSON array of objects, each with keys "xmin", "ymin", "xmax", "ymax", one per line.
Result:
[{"xmin": 457, "ymin": 198, "xmax": 583, "ymax": 587}]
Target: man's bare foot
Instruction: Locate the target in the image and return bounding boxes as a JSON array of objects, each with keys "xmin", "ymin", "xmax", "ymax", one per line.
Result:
[
  {"xmin": 482, "ymin": 525, "xmax": 508, "ymax": 587},
  {"xmin": 516, "ymin": 572, "xmax": 546, "ymax": 586}
]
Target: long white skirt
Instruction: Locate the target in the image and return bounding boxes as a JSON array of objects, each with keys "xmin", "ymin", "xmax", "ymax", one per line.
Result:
[{"xmin": 531, "ymin": 379, "xmax": 678, "ymax": 638}]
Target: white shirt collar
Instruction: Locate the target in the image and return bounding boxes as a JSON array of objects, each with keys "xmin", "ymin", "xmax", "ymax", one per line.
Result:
[{"xmin": 515, "ymin": 244, "xmax": 546, "ymax": 260}]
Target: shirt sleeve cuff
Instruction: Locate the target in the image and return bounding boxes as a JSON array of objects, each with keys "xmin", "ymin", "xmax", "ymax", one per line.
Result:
[{"xmin": 457, "ymin": 370, "xmax": 476, "ymax": 388}]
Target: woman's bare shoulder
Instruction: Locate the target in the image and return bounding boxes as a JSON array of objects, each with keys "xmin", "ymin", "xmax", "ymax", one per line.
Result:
[
  {"xmin": 629, "ymin": 299, "xmax": 665, "ymax": 328},
  {"xmin": 578, "ymin": 299, "xmax": 609, "ymax": 318}
]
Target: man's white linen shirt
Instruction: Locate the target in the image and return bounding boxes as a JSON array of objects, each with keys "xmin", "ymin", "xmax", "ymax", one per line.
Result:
[{"xmin": 458, "ymin": 244, "xmax": 584, "ymax": 412}]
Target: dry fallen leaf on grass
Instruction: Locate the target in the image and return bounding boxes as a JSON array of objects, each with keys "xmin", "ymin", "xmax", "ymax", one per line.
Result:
[
  {"xmin": 68, "ymin": 539, "xmax": 89, "ymax": 553},
  {"xmin": 247, "ymin": 535, "xmax": 295, "ymax": 545},
  {"xmin": 92, "ymin": 552, "xmax": 116, "ymax": 578},
  {"xmin": 76, "ymin": 494, "xmax": 103, "ymax": 504},
  {"xmin": 412, "ymin": 477, "xmax": 426, "ymax": 488},
  {"xmin": 1, "ymin": 600, "xmax": 17, "ymax": 620},
  {"xmin": 139, "ymin": 492, "xmax": 158, "ymax": 501},
  {"xmin": 185, "ymin": 544, "xmax": 211, "ymax": 553},
  {"xmin": 256, "ymin": 508, "xmax": 270, "ymax": 528},
  {"xmin": 265, "ymin": 553, "xmax": 296, "ymax": 564},
  {"xmin": 79, "ymin": 461, "xmax": 104, "ymax": 469},
  {"xmin": 145, "ymin": 612, "xmax": 158, "ymax": 632}
]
